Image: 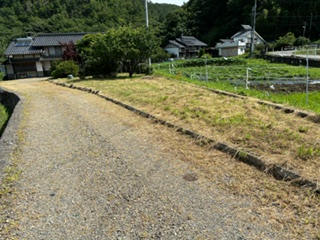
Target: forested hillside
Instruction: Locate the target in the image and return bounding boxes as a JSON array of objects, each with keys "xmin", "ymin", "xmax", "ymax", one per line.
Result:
[
  {"xmin": 1, "ymin": 0, "xmax": 320, "ymax": 55},
  {"xmin": 0, "ymin": 0, "xmax": 179, "ymax": 54},
  {"xmin": 165, "ymin": 0, "xmax": 320, "ymax": 45}
]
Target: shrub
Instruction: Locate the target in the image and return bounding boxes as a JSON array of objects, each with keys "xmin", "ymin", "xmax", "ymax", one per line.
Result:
[
  {"xmin": 294, "ymin": 36, "xmax": 311, "ymax": 46},
  {"xmin": 51, "ymin": 61, "xmax": 80, "ymax": 79},
  {"xmin": 273, "ymin": 32, "xmax": 296, "ymax": 50},
  {"xmin": 201, "ymin": 53, "xmax": 212, "ymax": 59}
]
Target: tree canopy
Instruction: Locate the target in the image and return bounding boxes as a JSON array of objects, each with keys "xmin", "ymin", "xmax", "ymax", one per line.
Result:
[
  {"xmin": 164, "ymin": 0, "xmax": 320, "ymax": 46},
  {"xmin": 77, "ymin": 27, "xmax": 160, "ymax": 77}
]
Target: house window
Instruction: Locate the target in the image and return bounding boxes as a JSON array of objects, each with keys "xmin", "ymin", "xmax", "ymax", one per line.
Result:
[
  {"xmin": 55, "ymin": 47, "xmax": 62, "ymax": 56},
  {"xmin": 48, "ymin": 46, "xmax": 62, "ymax": 57}
]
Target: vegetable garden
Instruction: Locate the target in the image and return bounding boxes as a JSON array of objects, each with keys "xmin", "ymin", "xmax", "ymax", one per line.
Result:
[
  {"xmin": 156, "ymin": 58, "xmax": 320, "ymax": 83},
  {"xmin": 155, "ymin": 57, "xmax": 320, "ymax": 113}
]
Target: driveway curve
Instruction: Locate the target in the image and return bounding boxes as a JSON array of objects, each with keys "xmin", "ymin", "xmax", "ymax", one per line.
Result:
[{"xmin": 0, "ymin": 78, "xmax": 288, "ymax": 239}]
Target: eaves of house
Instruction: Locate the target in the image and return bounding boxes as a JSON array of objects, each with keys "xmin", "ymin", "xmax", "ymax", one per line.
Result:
[
  {"xmin": 166, "ymin": 40, "xmax": 185, "ymax": 49},
  {"xmin": 176, "ymin": 36, "xmax": 207, "ymax": 47},
  {"xmin": 4, "ymin": 38, "xmax": 43, "ymax": 56},
  {"xmin": 232, "ymin": 25, "xmax": 266, "ymax": 44}
]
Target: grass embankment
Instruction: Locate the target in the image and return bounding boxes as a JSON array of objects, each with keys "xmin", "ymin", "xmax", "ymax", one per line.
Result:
[
  {"xmin": 53, "ymin": 74, "xmax": 320, "ymax": 238},
  {"xmin": 55, "ymin": 75, "xmax": 319, "ymax": 182},
  {"xmin": 0, "ymin": 103, "xmax": 9, "ymax": 136}
]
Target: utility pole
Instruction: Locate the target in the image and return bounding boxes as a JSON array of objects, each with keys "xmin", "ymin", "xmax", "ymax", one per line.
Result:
[
  {"xmin": 250, "ymin": 0, "xmax": 257, "ymax": 58},
  {"xmin": 309, "ymin": 13, "xmax": 313, "ymax": 37},
  {"xmin": 145, "ymin": 0, "xmax": 149, "ymax": 27},
  {"xmin": 145, "ymin": 0, "xmax": 151, "ymax": 67}
]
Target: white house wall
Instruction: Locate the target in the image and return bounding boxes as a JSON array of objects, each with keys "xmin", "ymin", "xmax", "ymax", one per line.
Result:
[
  {"xmin": 36, "ymin": 61, "xmax": 44, "ymax": 77},
  {"xmin": 165, "ymin": 47, "xmax": 180, "ymax": 58},
  {"xmin": 36, "ymin": 62, "xmax": 43, "ymax": 72},
  {"xmin": 221, "ymin": 47, "xmax": 240, "ymax": 57}
]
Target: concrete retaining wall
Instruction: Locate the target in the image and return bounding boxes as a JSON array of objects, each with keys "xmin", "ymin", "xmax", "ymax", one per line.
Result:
[{"xmin": 265, "ymin": 55, "xmax": 320, "ymax": 68}]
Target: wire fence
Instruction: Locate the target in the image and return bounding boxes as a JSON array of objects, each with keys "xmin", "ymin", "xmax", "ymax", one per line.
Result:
[{"xmin": 157, "ymin": 64, "xmax": 315, "ymax": 88}]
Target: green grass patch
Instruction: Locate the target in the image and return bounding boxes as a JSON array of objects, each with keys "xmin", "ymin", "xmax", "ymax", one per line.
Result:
[
  {"xmin": 0, "ymin": 103, "xmax": 9, "ymax": 136},
  {"xmin": 154, "ymin": 57, "xmax": 320, "ymax": 113}
]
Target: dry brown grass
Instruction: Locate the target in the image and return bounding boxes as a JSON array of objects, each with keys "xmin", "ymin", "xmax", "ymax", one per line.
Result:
[
  {"xmin": 56, "ymin": 76, "xmax": 320, "ymax": 183},
  {"xmin": 136, "ymin": 116, "xmax": 320, "ymax": 239},
  {"xmin": 52, "ymin": 75, "xmax": 320, "ymax": 238}
]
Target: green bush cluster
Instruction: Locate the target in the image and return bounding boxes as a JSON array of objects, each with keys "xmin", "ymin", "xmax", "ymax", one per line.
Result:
[
  {"xmin": 51, "ymin": 61, "xmax": 80, "ymax": 79},
  {"xmin": 0, "ymin": 103, "xmax": 9, "ymax": 136}
]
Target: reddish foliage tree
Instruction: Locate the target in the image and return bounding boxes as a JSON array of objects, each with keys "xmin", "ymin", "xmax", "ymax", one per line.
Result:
[{"xmin": 59, "ymin": 41, "xmax": 80, "ymax": 62}]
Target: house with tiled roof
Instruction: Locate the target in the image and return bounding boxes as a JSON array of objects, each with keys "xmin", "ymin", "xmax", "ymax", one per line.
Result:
[
  {"xmin": 164, "ymin": 36, "xmax": 207, "ymax": 58},
  {"xmin": 3, "ymin": 33, "xmax": 86, "ymax": 80},
  {"xmin": 215, "ymin": 25, "xmax": 266, "ymax": 57}
]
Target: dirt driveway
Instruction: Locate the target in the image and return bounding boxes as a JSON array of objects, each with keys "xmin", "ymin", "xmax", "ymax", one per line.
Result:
[{"xmin": 0, "ymin": 78, "xmax": 299, "ymax": 239}]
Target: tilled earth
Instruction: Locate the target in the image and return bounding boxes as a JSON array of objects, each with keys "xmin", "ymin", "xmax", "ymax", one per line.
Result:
[
  {"xmin": 252, "ymin": 83, "xmax": 320, "ymax": 93},
  {"xmin": 0, "ymin": 78, "xmax": 315, "ymax": 239}
]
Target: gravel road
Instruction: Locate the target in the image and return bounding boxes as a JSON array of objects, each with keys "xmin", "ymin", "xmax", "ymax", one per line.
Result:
[{"xmin": 0, "ymin": 78, "xmax": 288, "ymax": 239}]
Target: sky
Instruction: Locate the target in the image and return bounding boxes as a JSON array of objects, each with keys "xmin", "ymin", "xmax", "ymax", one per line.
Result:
[{"xmin": 150, "ymin": 0, "xmax": 187, "ymax": 6}]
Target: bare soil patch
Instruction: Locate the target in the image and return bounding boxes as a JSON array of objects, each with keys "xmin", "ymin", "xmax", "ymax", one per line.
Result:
[{"xmin": 253, "ymin": 83, "xmax": 320, "ymax": 93}]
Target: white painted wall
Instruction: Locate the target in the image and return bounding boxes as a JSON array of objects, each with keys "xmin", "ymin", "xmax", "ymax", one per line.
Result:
[
  {"xmin": 164, "ymin": 47, "xmax": 179, "ymax": 58},
  {"xmin": 36, "ymin": 62, "xmax": 43, "ymax": 72}
]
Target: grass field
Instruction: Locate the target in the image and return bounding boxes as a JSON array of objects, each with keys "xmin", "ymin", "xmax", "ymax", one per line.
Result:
[{"xmin": 55, "ymin": 75, "xmax": 320, "ymax": 181}]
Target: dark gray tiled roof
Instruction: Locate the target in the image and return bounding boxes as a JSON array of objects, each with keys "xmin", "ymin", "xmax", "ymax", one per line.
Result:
[
  {"xmin": 32, "ymin": 33, "xmax": 87, "ymax": 47},
  {"xmin": 176, "ymin": 36, "xmax": 207, "ymax": 47},
  {"xmin": 168, "ymin": 40, "xmax": 185, "ymax": 48},
  {"xmin": 4, "ymin": 33, "xmax": 88, "ymax": 56},
  {"xmin": 4, "ymin": 42, "xmax": 43, "ymax": 56}
]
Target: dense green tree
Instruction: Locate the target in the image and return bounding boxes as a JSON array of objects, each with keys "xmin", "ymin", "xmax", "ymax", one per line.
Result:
[
  {"xmin": 77, "ymin": 33, "xmax": 118, "ymax": 76},
  {"xmin": 163, "ymin": 0, "xmax": 320, "ymax": 45},
  {"xmin": 77, "ymin": 27, "xmax": 160, "ymax": 77},
  {"xmin": 272, "ymin": 32, "xmax": 296, "ymax": 50},
  {"xmin": 108, "ymin": 27, "xmax": 160, "ymax": 77}
]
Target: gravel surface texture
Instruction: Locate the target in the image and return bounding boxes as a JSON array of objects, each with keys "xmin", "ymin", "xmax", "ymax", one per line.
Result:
[{"xmin": 0, "ymin": 78, "xmax": 288, "ymax": 239}]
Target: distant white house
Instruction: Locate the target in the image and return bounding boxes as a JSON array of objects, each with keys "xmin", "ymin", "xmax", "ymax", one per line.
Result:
[
  {"xmin": 215, "ymin": 25, "xmax": 266, "ymax": 57},
  {"xmin": 164, "ymin": 36, "xmax": 207, "ymax": 58}
]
